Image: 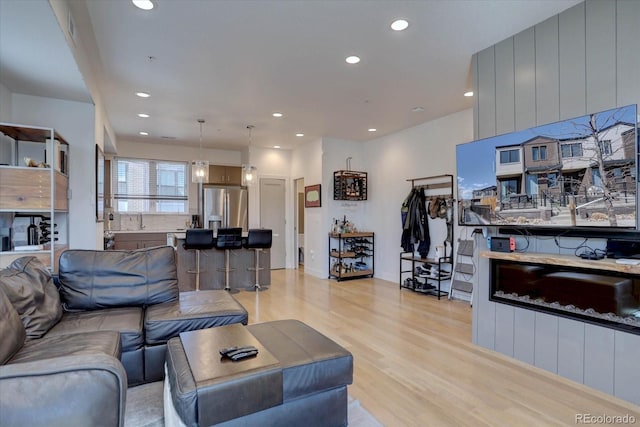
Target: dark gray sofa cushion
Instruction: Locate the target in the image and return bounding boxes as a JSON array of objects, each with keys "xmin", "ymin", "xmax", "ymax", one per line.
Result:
[
  {"xmin": 0, "ymin": 353, "xmax": 127, "ymax": 427},
  {"xmin": 0, "ymin": 257, "xmax": 62, "ymax": 339},
  {"xmin": 145, "ymin": 290, "xmax": 248, "ymax": 345},
  {"xmin": 47, "ymin": 307, "xmax": 144, "ymax": 352},
  {"xmin": 58, "ymin": 246, "xmax": 178, "ymax": 311},
  {"xmin": 8, "ymin": 331, "xmax": 121, "ymax": 365},
  {"xmin": 0, "ymin": 288, "xmax": 25, "ymax": 364}
]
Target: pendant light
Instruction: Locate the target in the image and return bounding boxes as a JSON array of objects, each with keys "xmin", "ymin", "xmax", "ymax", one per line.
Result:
[
  {"xmin": 191, "ymin": 119, "xmax": 209, "ymax": 183},
  {"xmin": 242, "ymin": 125, "xmax": 257, "ymax": 186}
]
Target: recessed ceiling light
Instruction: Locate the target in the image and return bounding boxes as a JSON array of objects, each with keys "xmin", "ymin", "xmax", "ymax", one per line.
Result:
[
  {"xmin": 296, "ymin": 133, "xmax": 304, "ymax": 137},
  {"xmin": 368, "ymin": 128, "xmax": 377, "ymax": 132},
  {"xmin": 390, "ymin": 19, "xmax": 409, "ymax": 31},
  {"xmin": 137, "ymin": 113, "xmax": 150, "ymax": 118},
  {"xmin": 273, "ymin": 145, "xmax": 281, "ymax": 149},
  {"xmin": 464, "ymin": 91, "xmax": 474, "ymax": 97},
  {"xmin": 412, "ymin": 107, "xmax": 425, "ymax": 113},
  {"xmin": 345, "ymin": 56, "xmax": 361, "ymax": 64},
  {"xmin": 136, "ymin": 92, "xmax": 150, "ymax": 98},
  {"xmin": 139, "ymin": 131, "xmax": 149, "ymax": 136},
  {"xmin": 272, "ymin": 112, "xmax": 283, "ymax": 118},
  {"xmin": 132, "ymin": 0, "xmax": 154, "ymax": 10}
]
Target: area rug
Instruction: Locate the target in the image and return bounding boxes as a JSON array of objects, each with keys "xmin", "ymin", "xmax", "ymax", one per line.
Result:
[{"xmin": 124, "ymin": 381, "xmax": 383, "ymax": 426}]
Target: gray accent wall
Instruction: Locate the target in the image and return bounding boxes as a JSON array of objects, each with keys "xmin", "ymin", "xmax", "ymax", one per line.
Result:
[{"xmin": 471, "ymin": 0, "xmax": 640, "ymax": 405}]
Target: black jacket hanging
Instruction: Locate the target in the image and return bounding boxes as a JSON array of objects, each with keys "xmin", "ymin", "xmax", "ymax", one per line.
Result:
[{"xmin": 401, "ymin": 188, "xmax": 431, "ymax": 256}]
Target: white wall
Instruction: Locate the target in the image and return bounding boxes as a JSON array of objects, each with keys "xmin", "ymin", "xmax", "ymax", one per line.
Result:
[
  {"xmin": 471, "ymin": 0, "xmax": 640, "ymax": 405},
  {"xmin": 291, "ymin": 138, "xmax": 324, "ymax": 277},
  {"xmin": 11, "ymin": 93, "xmax": 96, "ymax": 249},
  {"xmin": 322, "ymin": 138, "xmax": 368, "ymax": 230},
  {"xmin": 117, "ymin": 139, "xmax": 241, "ymax": 165},
  {"xmin": 0, "ymin": 81, "xmax": 12, "ymax": 122},
  {"xmin": 248, "ymin": 146, "xmax": 292, "ymax": 226},
  {"xmin": 364, "ymin": 109, "xmax": 474, "ymax": 282},
  {"xmin": 0, "ymin": 82, "xmax": 13, "ymax": 163},
  {"xmin": 289, "ymin": 111, "xmax": 474, "ymax": 280},
  {"xmin": 247, "ymin": 146, "xmax": 294, "ymax": 266}
]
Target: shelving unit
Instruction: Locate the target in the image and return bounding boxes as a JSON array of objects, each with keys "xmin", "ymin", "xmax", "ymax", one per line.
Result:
[
  {"xmin": 399, "ymin": 254, "xmax": 452, "ymax": 299},
  {"xmin": 328, "ymin": 232, "xmax": 374, "ymax": 281},
  {"xmin": 0, "ymin": 123, "xmax": 69, "ymax": 272},
  {"xmin": 399, "ymin": 174, "xmax": 455, "ymax": 299},
  {"xmin": 333, "ymin": 170, "xmax": 367, "ymax": 201}
]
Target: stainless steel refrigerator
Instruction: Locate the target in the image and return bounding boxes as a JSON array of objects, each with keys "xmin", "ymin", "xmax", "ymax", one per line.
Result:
[{"xmin": 202, "ymin": 185, "xmax": 248, "ymax": 232}]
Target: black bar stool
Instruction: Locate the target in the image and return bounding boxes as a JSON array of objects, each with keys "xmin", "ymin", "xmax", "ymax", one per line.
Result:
[
  {"xmin": 245, "ymin": 229, "xmax": 272, "ymax": 291},
  {"xmin": 215, "ymin": 227, "xmax": 243, "ymax": 293},
  {"xmin": 183, "ymin": 229, "xmax": 215, "ymax": 291}
]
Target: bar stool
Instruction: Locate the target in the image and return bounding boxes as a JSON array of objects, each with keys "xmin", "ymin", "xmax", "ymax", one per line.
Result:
[
  {"xmin": 245, "ymin": 229, "xmax": 272, "ymax": 291},
  {"xmin": 183, "ymin": 229, "xmax": 215, "ymax": 291},
  {"xmin": 215, "ymin": 227, "xmax": 243, "ymax": 293}
]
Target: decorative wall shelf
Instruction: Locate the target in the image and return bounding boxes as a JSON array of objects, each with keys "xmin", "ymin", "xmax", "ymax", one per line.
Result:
[{"xmin": 333, "ymin": 170, "xmax": 367, "ymax": 201}]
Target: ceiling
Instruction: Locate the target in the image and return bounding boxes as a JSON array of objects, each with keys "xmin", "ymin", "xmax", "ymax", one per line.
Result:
[{"xmin": 0, "ymin": 0, "xmax": 582, "ymax": 151}]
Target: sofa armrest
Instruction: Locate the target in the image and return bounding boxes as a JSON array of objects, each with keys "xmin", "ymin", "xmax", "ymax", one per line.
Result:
[{"xmin": 0, "ymin": 354, "xmax": 127, "ymax": 427}]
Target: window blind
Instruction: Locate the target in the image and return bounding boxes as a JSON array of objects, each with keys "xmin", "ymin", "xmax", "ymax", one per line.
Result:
[{"xmin": 113, "ymin": 157, "xmax": 188, "ymax": 213}]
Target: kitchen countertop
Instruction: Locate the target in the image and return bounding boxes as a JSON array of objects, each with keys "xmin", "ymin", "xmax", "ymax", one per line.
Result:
[
  {"xmin": 108, "ymin": 229, "xmax": 187, "ymax": 234},
  {"xmin": 174, "ymin": 231, "xmax": 249, "ymax": 239},
  {"xmin": 108, "ymin": 229, "xmax": 248, "ymax": 239}
]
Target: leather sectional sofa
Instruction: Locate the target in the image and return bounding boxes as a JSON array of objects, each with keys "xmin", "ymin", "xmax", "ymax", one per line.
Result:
[{"xmin": 0, "ymin": 246, "xmax": 249, "ymax": 427}]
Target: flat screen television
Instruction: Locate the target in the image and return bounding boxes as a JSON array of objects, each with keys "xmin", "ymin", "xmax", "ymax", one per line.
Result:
[{"xmin": 456, "ymin": 104, "xmax": 638, "ymax": 232}]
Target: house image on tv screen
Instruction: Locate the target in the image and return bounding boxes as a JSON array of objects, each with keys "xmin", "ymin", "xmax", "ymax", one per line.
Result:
[{"xmin": 457, "ymin": 104, "xmax": 638, "ymax": 228}]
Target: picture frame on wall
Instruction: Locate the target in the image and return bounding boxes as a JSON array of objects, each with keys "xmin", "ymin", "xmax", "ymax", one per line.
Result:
[{"xmin": 304, "ymin": 184, "xmax": 321, "ymax": 208}]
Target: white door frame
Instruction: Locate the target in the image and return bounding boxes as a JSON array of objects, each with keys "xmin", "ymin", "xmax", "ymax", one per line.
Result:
[
  {"xmin": 293, "ymin": 177, "xmax": 304, "ymax": 268},
  {"xmin": 259, "ymin": 178, "xmax": 286, "ymax": 269},
  {"xmin": 252, "ymin": 173, "xmax": 295, "ymax": 268}
]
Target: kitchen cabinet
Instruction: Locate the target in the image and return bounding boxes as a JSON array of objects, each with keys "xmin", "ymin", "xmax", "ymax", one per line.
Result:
[
  {"xmin": 0, "ymin": 123, "xmax": 69, "ymax": 272},
  {"xmin": 208, "ymin": 165, "xmax": 242, "ymax": 185}
]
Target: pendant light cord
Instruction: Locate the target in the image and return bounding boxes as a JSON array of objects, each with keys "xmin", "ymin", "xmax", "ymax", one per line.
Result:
[
  {"xmin": 198, "ymin": 119, "xmax": 205, "ymax": 156},
  {"xmin": 247, "ymin": 125, "xmax": 254, "ymax": 147}
]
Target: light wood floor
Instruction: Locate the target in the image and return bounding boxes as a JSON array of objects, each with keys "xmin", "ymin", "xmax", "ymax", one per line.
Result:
[{"xmin": 234, "ymin": 269, "xmax": 640, "ymax": 427}]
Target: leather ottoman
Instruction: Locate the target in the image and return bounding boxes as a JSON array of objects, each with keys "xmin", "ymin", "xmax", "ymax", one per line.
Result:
[{"xmin": 165, "ymin": 319, "xmax": 353, "ymax": 427}]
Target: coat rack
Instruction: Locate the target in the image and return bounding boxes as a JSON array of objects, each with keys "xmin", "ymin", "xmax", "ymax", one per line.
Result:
[
  {"xmin": 405, "ymin": 174, "xmax": 455, "ymax": 260},
  {"xmin": 400, "ymin": 174, "xmax": 455, "ymax": 299}
]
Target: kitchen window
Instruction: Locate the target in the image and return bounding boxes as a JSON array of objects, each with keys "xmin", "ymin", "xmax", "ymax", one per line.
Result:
[{"xmin": 113, "ymin": 157, "xmax": 188, "ymax": 213}]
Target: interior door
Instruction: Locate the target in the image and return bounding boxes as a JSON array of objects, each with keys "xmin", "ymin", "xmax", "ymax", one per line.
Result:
[{"xmin": 260, "ymin": 178, "xmax": 286, "ymax": 269}]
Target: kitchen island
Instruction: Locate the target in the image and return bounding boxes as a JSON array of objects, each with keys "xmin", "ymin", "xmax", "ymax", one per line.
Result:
[{"xmin": 175, "ymin": 235, "xmax": 271, "ymax": 292}]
